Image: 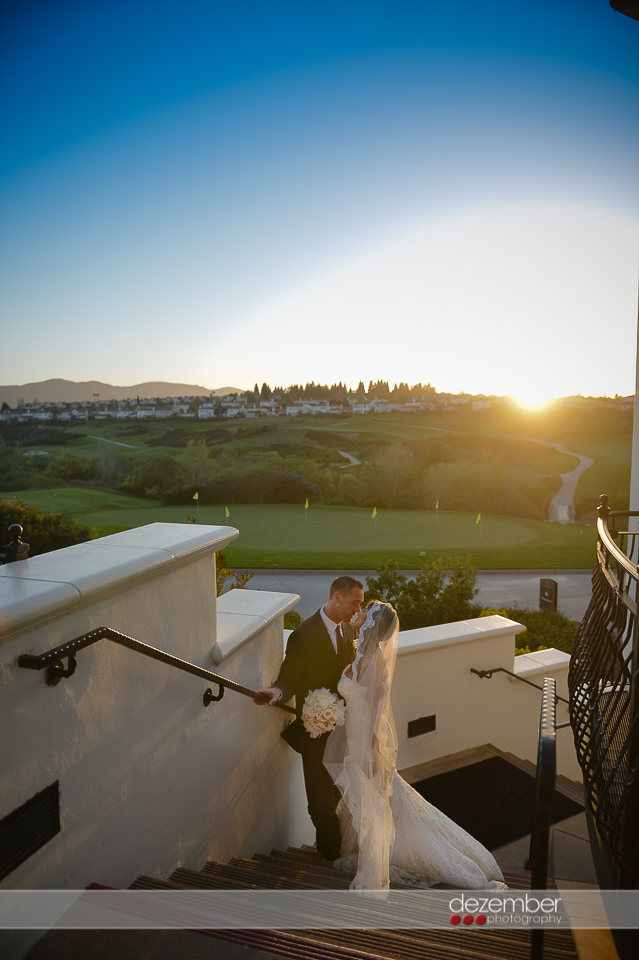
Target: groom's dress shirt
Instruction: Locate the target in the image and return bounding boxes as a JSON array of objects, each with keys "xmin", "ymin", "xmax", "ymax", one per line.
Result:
[{"xmin": 319, "ymin": 605, "xmax": 341, "ymax": 654}]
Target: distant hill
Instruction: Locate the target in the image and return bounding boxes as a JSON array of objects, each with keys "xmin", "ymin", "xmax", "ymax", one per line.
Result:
[{"xmin": 0, "ymin": 379, "xmax": 246, "ymax": 406}]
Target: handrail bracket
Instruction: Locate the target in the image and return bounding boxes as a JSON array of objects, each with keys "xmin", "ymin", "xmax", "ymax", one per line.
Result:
[{"xmin": 203, "ymin": 685, "xmax": 224, "ymax": 707}]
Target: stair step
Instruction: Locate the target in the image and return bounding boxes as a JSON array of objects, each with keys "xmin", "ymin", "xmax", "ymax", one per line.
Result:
[
  {"xmin": 129, "ymin": 875, "xmax": 183, "ymax": 890},
  {"xmin": 259, "ymin": 851, "xmax": 457, "ymax": 891},
  {"xmin": 128, "ymin": 844, "xmax": 577, "ymax": 960},
  {"xmin": 171, "ymin": 864, "xmax": 259, "ymax": 889},
  {"xmin": 201, "ymin": 859, "xmax": 343, "ymax": 890},
  {"xmin": 237, "ymin": 856, "xmax": 355, "ymax": 889},
  {"xmin": 255, "ymin": 851, "xmax": 358, "ymax": 880},
  {"xmin": 205, "ymin": 925, "xmax": 578, "ymax": 960},
  {"xmin": 496, "ymin": 750, "xmax": 584, "ymax": 806}
]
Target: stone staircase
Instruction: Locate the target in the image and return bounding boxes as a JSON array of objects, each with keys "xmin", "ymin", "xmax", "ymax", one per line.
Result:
[
  {"xmin": 128, "ymin": 845, "xmax": 579, "ymax": 960},
  {"xmin": 24, "ymin": 747, "xmax": 594, "ymax": 960}
]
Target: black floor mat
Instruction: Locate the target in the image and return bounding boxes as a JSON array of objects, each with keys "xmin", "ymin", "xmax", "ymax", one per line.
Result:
[{"xmin": 412, "ymin": 755, "xmax": 584, "ymax": 850}]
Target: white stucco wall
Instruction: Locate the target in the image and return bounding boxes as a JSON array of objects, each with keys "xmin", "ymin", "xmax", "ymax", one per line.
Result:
[
  {"xmin": 392, "ymin": 615, "xmax": 580, "ymax": 782},
  {"xmin": 0, "ymin": 524, "xmax": 308, "ymax": 892},
  {"xmin": 1, "ymin": 526, "xmax": 582, "ymax": 907}
]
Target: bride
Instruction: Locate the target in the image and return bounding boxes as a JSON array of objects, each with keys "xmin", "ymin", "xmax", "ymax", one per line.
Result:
[{"xmin": 323, "ymin": 600, "xmax": 507, "ymax": 891}]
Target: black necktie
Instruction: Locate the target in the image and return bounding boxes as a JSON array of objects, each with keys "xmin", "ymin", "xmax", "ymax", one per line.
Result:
[{"xmin": 336, "ymin": 624, "xmax": 346, "ymax": 658}]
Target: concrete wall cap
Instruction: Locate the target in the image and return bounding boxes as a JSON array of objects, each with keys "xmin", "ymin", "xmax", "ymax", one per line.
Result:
[
  {"xmin": 212, "ymin": 590, "xmax": 299, "ymax": 665},
  {"xmin": 0, "ymin": 523, "xmax": 238, "ymax": 641},
  {"xmin": 514, "ymin": 647, "xmax": 571, "ymax": 677},
  {"xmin": 397, "ymin": 615, "xmax": 526, "ymax": 654}
]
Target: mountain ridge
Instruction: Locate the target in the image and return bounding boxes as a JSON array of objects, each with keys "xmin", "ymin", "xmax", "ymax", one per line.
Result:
[{"xmin": 0, "ymin": 379, "xmax": 246, "ymax": 406}]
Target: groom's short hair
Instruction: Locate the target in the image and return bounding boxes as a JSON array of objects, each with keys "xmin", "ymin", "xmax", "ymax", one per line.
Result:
[{"xmin": 329, "ymin": 575, "xmax": 363, "ymax": 598}]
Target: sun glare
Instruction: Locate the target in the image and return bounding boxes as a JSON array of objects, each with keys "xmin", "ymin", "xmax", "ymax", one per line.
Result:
[{"xmin": 512, "ymin": 390, "xmax": 556, "ymax": 412}]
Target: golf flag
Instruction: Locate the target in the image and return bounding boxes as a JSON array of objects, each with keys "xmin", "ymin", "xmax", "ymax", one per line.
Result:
[
  {"xmin": 476, "ymin": 512, "xmax": 481, "ymax": 524},
  {"xmin": 193, "ymin": 492, "xmax": 198, "ymax": 501},
  {"xmin": 305, "ymin": 498, "xmax": 309, "ymax": 510},
  {"xmin": 372, "ymin": 507, "xmax": 377, "ymax": 519},
  {"xmin": 225, "ymin": 506, "xmax": 230, "ymax": 518},
  {"xmin": 435, "ymin": 499, "xmax": 439, "ymax": 510}
]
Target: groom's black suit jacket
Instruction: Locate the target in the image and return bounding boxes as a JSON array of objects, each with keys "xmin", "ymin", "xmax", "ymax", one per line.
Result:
[{"xmin": 275, "ymin": 609, "xmax": 356, "ymax": 754}]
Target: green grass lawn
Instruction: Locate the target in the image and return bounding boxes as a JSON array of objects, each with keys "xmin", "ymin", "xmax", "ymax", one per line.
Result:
[{"xmin": 1, "ymin": 487, "xmax": 597, "ymax": 569}]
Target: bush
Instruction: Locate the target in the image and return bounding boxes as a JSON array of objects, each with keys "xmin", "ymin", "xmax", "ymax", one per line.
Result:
[
  {"xmin": 424, "ymin": 461, "xmax": 552, "ymax": 520},
  {"xmin": 284, "ymin": 610, "xmax": 303, "ymax": 630},
  {"xmin": 163, "ymin": 450, "xmax": 333, "ymax": 506},
  {"xmin": 478, "ymin": 606, "xmax": 578, "ymax": 655},
  {"xmin": 215, "ymin": 552, "xmax": 253, "ymax": 596},
  {"xmin": 0, "ymin": 447, "xmax": 45, "ymax": 490},
  {"xmin": 0, "ymin": 499, "xmax": 97, "ymax": 557},
  {"xmin": 45, "ymin": 454, "xmax": 97, "ymax": 483},
  {"xmin": 365, "ymin": 556, "xmax": 479, "ymax": 630},
  {"xmin": 0, "ymin": 424, "xmax": 79, "ymax": 447},
  {"xmin": 121, "ymin": 453, "xmax": 185, "ymax": 498}
]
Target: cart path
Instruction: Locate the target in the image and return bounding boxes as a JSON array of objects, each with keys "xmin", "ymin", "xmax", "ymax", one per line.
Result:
[{"xmin": 88, "ymin": 434, "xmax": 140, "ymax": 448}]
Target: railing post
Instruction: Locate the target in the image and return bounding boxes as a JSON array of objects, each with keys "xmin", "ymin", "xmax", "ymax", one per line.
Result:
[
  {"xmin": 0, "ymin": 524, "xmax": 30, "ymax": 564},
  {"xmin": 529, "ymin": 677, "xmax": 556, "ymax": 960}
]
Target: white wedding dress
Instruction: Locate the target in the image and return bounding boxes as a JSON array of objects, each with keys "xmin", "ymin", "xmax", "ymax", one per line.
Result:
[{"xmin": 324, "ymin": 602, "xmax": 506, "ymax": 891}]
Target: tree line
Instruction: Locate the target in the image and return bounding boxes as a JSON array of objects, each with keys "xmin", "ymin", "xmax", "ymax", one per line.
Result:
[{"xmin": 0, "ymin": 424, "xmax": 560, "ymax": 520}]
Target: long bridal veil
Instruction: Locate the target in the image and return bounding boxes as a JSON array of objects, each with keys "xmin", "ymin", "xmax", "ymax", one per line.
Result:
[
  {"xmin": 323, "ymin": 602, "xmax": 400, "ymax": 890},
  {"xmin": 324, "ymin": 601, "xmax": 507, "ymax": 891}
]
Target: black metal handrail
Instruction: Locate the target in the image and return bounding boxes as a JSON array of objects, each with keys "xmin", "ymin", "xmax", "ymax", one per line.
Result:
[
  {"xmin": 470, "ymin": 666, "xmax": 570, "ymax": 708},
  {"xmin": 529, "ymin": 677, "xmax": 557, "ymax": 960},
  {"xmin": 18, "ymin": 626, "xmax": 296, "ymax": 714},
  {"xmin": 568, "ymin": 495, "xmax": 639, "ymax": 889}
]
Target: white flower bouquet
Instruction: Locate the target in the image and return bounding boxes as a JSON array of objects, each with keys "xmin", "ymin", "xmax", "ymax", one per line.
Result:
[{"xmin": 301, "ymin": 687, "xmax": 346, "ymax": 738}]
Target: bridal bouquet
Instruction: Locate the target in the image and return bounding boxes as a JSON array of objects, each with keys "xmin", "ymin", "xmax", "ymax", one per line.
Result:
[{"xmin": 302, "ymin": 687, "xmax": 346, "ymax": 738}]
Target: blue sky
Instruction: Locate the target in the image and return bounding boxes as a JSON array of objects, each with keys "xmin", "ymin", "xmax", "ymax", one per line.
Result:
[{"xmin": 1, "ymin": 0, "xmax": 638, "ymax": 401}]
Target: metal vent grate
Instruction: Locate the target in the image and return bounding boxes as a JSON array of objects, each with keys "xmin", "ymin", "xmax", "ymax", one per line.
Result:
[
  {"xmin": 0, "ymin": 781, "xmax": 60, "ymax": 881},
  {"xmin": 407, "ymin": 715, "xmax": 436, "ymax": 738}
]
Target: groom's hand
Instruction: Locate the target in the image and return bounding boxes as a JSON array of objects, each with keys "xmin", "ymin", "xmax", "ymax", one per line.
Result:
[{"xmin": 254, "ymin": 686, "xmax": 283, "ymax": 706}]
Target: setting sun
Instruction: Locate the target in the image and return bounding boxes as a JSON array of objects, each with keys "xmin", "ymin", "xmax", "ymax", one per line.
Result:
[{"xmin": 512, "ymin": 390, "xmax": 557, "ymax": 412}]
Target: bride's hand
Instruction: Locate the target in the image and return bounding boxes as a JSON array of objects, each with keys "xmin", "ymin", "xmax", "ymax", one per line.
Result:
[{"xmin": 351, "ymin": 610, "xmax": 367, "ymax": 631}]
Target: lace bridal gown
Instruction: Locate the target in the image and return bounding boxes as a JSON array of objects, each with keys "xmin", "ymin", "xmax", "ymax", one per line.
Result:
[{"xmin": 323, "ymin": 602, "xmax": 507, "ymax": 891}]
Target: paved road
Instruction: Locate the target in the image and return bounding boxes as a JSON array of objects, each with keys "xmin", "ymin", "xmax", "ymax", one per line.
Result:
[
  {"xmin": 548, "ymin": 444, "xmax": 594, "ymax": 523},
  {"xmin": 243, "ymin": 569, "xmax": 593, "ymax": 622}
]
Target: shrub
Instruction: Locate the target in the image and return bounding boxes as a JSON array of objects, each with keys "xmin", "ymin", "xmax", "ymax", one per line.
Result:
[
  {"xmin": 284, "ymin": 610, "xmax": 303, "ymax": 630},
  {"xmin": 365, "ymin": 556, "xmax": 479, "ymax": 630},
  {"xmin": 0, "ymin": 499, "xmax": 96, "ymax": 557},
  {"xmin": 215, "ymin": 552, "xmax": 253, "ymax": 596},
  {"xmin": 478, "ymin": 606, "xmax": 578, "ymax": 655},
  {"xmin": 45, "ymin": 454, "xmax": 97, "ymax": 483},
  {"xmin": 0, "ymin": 447, "xmax": 44, "ymax": 490}
]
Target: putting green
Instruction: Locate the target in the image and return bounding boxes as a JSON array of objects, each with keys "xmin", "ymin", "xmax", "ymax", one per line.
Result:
[{"xmin": 1, "ymin": 490, "xmax": 596, "ymax": 569}]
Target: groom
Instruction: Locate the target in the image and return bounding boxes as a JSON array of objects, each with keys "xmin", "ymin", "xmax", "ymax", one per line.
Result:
[{"xmin": 256, "ymin": 575, "xmax": 364, "ymax": 860}]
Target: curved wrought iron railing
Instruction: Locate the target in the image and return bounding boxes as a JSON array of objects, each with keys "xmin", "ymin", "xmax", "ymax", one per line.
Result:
[
  {"xmin": 568, "ymin": 495, "xmax": 639, "ymax": 889},
  {"xmin": 18, "ymin": 626, "xmax": 296, "ymax": 714}
]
